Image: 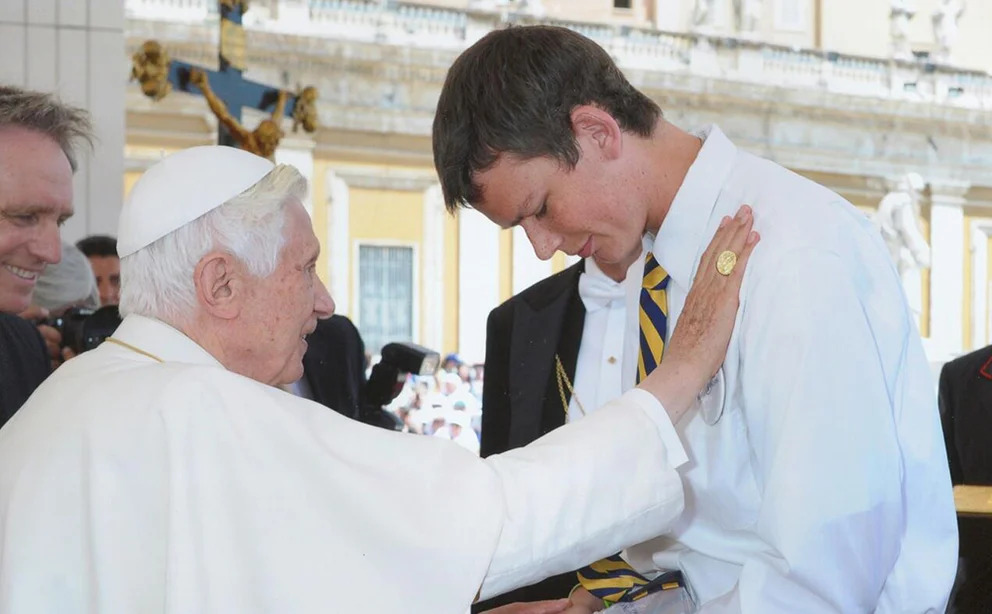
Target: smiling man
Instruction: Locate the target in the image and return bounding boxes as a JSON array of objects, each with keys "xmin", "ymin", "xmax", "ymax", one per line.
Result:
[{"xmin": 0, "ymin": 85, "xmax": 91, "ymax": 425}]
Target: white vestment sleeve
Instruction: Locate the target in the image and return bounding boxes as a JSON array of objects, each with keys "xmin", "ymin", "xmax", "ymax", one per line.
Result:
[
  {"xmin": 704, "ymin": 249, "xmax": 956, "ymax": 612},
  {"xmin": 479, "ymin": 388, "xmax": 687, "ymax": 599}
]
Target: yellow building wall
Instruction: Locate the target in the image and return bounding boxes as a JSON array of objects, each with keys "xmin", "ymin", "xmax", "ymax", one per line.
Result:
[
  {"xmin": 348, "ymin": 186, "xmax": 426, "ymax": 337},
  {"xmin": 310, "ymin": 160, "xmax": 331, "ymax": 288},
  {"xmin": 444, "ymin": 209, "xmax": 460, "ymax": 354},
  {"xmin": 123, "ymin": 171, "xmax": 142, "ymax": 200},
  {"xmin": 499, "ymin": 228, "xmax": 513, "ymax": 303}
]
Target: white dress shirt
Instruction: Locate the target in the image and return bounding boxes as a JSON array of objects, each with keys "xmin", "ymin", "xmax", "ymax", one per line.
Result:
[
  {"xmin": 619, "ymin": 125, "xmax": 957, "ymax": 612},
  {"xmin": 0, "ymin": 314, "xmax": 689, "ymax": 613},
  {"xmin": 567, "ymin": 257, "xmax": 641, "ymax": 423}
]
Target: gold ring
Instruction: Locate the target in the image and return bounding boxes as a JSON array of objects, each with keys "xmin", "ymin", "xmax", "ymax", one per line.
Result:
[{"xmin": 716, "ymin": 250, "xmax": 738, "ymax": 276}]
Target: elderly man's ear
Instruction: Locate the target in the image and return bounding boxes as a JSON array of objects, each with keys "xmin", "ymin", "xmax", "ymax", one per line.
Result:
[{"xmin": 194, "ymin": 252, "xmax": 245, "ymax": 320}]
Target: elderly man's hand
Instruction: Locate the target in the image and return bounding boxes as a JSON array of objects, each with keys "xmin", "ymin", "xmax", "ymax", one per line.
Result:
[{"xmin": 482, "ymin": 598, "xmax": 571, "ymax": 614}]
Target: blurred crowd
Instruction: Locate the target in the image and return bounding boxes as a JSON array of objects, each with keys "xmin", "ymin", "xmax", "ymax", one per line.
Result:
[{"xmin": 383, "ymin": 353, "xmax": 484, "ymax": 455}]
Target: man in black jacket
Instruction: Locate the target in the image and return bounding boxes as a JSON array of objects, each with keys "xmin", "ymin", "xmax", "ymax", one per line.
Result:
[
  {"xmin": 474, "ymin": 262, "xmax": 585, "ymax": 610},
  {"xmin": 939, "ymin": 346, "xmax": 992, "ymax": 611},
  {"xmin": 0, "ymin": 86, "xmax": 92, "ymax": 426},
  {"xmin": 300, "ymin": 314, "xmax": 367, "ymax": 420}
]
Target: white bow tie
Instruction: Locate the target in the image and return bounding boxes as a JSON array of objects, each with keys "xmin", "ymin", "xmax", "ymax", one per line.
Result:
[{"xmin": 579, "ymin": 270, "xmax": 625, "ymax": 312}]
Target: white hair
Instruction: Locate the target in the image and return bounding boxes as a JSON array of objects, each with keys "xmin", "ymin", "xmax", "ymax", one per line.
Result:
[{"xmin": 118, "ymin": 164, "xmax": 307, "ymax": 327}]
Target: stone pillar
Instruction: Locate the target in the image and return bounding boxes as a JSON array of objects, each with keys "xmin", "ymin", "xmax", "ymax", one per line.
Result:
[
  {"xmin": 325, "ymin": 169, "xmax": 350, "ymax": 316},
  {"xmin": 928, "ymin": 180, "xmax": 970, "ymax": 361},
  {"xmin": 0, "ymin": 0, "xmax": 125, "ymax": 242},
  {"xmin": 422, "ymin": 184, "xmax": 446, "ymax": 353},
  {"xmin": 458, "ymin": 208, "xmax": 500, "ymax": 364},
  {"xmin": 512, "ymin": 226, "xmax": 552, "ymax": 295},
  {"xmin": 275, "ymin": 135, "xmax": 316, "ymax": 216},
  {"xmin": 968, "ymin": 220, "xmax": 992, "ymax": 351}
]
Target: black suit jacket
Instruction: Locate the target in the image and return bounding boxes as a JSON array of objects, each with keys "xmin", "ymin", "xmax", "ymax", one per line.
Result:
[
  {"xmin": 939, "ymin": 346, "xmax": 992, "ymax": 612},
  {"xmin": 0, "ymin": 314, "xmax": 51, "ymax": 428},
  {"xmin": 474, "ymin": 262, "xmax": 585, "ymax": 611},
  {"xmin": 940, "ymin": 345, "xmax": 992, "ymax": 486},
  {"xmin": 302, "ymin": 315, "xmax": 367, "ymax": 420}
]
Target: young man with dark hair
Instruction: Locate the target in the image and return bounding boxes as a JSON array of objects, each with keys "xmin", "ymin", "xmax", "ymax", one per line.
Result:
[
  {"xmin": 76, "ymin": 234, "xmax": 120, "ymax": 306},
  {"xmin": 434, "ymin": 25, "xmax": 956, "ymax": 612}
]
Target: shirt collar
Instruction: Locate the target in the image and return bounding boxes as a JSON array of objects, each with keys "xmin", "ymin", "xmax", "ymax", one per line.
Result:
[
  {"xmin": 110, "ymin": 313, "xmax": 225, "ymax": 367},
  {"xmin": 579, "ymin": 257, "xmax": 627, "ymax": 312},
  {"xmin": 650, "ymin": 124, "xmax": 737, "ymax": 292}
]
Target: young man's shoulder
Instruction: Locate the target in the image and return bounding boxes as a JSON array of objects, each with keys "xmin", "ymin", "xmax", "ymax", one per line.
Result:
[{"xmin": 490, "ymin": 260, "xmax": 584, "ymax": 317}]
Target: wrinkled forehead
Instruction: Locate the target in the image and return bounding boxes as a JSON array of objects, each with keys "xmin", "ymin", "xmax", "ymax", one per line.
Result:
[{"xmin": 281, "ymin": 199, "xmax": 320, "ymax": 257}]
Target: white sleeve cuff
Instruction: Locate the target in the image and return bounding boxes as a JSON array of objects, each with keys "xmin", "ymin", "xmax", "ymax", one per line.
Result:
[{"xmin": 622, "ymin": 388, "xmax": 689, "ymax": 469}]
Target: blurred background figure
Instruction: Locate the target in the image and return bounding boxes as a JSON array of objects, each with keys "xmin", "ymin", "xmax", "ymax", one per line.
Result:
[
  {"xmin": 446, "ymin": 407, "xmax": 480, "ymax": 455},
  {"xmin": 33, "ymin": 241, "xmax": 100, "ymax": 314},
  {"xmin": 27, "ymin": 241, "xmax": 102, "ymax": 370},
  {"xmin": 292, "ymin": 314, "xmax": 367, "ymax": 420},
  {"xmin": 76, "ymin": 235, "xmax": 120, "ymax": 306}
]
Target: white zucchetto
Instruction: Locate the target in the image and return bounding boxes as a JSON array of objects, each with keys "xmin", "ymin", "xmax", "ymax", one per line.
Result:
[{"xmin": 117, "ymin": 146, "xmax": 274, "ymax": 257}]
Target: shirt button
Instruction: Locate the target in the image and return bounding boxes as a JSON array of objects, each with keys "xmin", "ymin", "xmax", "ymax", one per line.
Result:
[{"xmin": 607, "ymin": 356, "xmax": 617, "ymax": 364}]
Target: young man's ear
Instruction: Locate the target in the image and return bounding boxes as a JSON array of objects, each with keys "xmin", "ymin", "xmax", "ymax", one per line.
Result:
[
  {"xmin": 193, "ymin": 252, "xmax": 244, "ymax": 319},
  {"xmin": 569, "ymin": 105, "xmax": 623, "ymax": 160}
]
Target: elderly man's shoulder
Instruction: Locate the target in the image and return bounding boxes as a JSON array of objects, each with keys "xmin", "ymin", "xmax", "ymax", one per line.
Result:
[{"xmin": 35, "ymin": 352, "xmax": 312, "ymax": 419}]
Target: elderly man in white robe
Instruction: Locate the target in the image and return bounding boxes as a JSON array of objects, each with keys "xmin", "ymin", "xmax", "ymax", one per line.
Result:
[{"xmin": 0, "ymin": 146, "xmax": 758, "ymax": 614}]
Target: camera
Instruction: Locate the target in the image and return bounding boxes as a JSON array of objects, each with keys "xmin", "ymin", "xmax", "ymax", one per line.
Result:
[
  {"xmin": 42, "ymin": 305, "xmax": 123, "ymax": 354},
  {"xmin": 360, "ymin": 341, "xmax": 440, "ymax": 431}
]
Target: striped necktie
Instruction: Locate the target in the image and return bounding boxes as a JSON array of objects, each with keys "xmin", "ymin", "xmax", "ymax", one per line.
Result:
[
  {"xmin": 637, "ymin": 251, "xmax": 670, "ymax": 383},
  {"xmin": 575, "ymin": 253, "xmax": 673, "ymax": 606}
]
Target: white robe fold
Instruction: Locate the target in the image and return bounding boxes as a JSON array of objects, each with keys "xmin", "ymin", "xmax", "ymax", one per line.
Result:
[{"xmin": 0, "ymin": 315, "xmax": 686, "ymax": 613}]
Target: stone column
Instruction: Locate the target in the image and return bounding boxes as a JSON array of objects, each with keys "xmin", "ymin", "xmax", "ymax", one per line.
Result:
[
  {"xmin": 458, "ymin": 208, "xmax": 500, "ymax": 364},
  {"xmin": 928, "ymin": 179, "xmax": 970, "ymax": 361},
  {"xmin": 325, "ymin": 169, "xmax": 350, "ymax": 316},
  {"xmin": 422, "ymin": 184, "xmax": 446, "ymax": 353},
  {"xmin": 512, "ymin": 226, "xmax": 552, "ymax": 295},
  {"xmin": 275, "ymin": 135, "xmax": 316, "ymax": 216},
  {"xmin": 968, "ymin": 220, "xmax": 992, "ymax": 351},
  {"xmin": 0, "ymin": 0, "xmax": 125, "ymax": 241}
]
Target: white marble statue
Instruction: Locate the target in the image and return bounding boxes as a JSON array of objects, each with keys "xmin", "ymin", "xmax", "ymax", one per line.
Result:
[
  {"xmin": 734, "ymin": 0, "xmax": 763, "ymax": 33},
  {"xmin": 875, "ymin": 172, "xmax": 931, "ymax": 318},
  {"xmin": 932, "ymin": 0, "xmax": 965, "ymax": 64},
  {"xmin": 890, "ymin": 0, "xmax": 916, "ymax": 61},
  {"xmin": 518, "ymin": 0, "xmax": 545, "ymax": 17},
  {"xmin": 693, "ymin": 0, "xmax": 716, "ymax": 29}
]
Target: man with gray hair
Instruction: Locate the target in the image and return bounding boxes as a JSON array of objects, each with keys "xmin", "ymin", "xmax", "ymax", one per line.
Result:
[
  {"xmin": 0, "ymin": 145, "xmax": 757, "ymax": 613},
  {"xmin": 0, "ymin": 85, "xmax": 92, "ymax": 425}
]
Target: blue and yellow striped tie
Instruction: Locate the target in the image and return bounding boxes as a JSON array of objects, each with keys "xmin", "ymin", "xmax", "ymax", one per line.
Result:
[
  {"xmin": 576, "ymin": 253, "xmax": 671, "ymax": 606},
  {"xmin": 576, "ymin": 554, "xmax": 652, "ymax": 604},
  {"xmin": 637, "ymin": 251, "xmax": 670, "ymax": 384}
]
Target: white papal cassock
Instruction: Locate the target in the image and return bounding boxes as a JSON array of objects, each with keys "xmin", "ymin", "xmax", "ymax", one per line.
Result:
[{"xmin": 0, "ymin": 314, "xmax": 688, "ymax": 613}]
